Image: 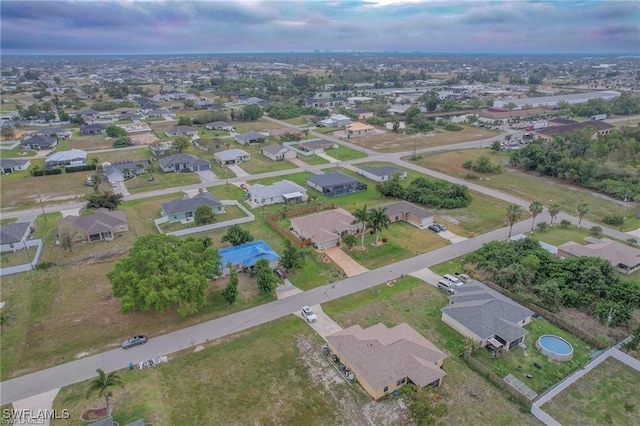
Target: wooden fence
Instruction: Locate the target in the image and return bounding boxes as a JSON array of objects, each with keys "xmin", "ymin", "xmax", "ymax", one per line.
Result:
[{"xmin": 265, "ymin": 203, "xmax": 338, "ymax": 248}]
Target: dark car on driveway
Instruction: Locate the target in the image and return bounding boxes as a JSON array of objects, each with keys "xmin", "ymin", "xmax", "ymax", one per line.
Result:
[
  {"xmin": 428, "ymin": 223, "xmax": 447, "ymax": 233},
  {"xmin": 121, "ymin": 335, "xmax": 148, "ymax": 349}
]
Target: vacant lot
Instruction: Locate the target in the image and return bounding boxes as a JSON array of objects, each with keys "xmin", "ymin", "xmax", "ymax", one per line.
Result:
[
  {"xmin": 97, "ymin": 147, "xmax": 152, "ymax": 164},
  {"xmin": 410, "ymin": 148, "xmax": 640, "ymax": 231},
  {"xmin": 229, "ymin": 143, "xmax": 298, "ymax": 175},
  {"xmin": 324, "ymin": 145, "xmax": 368, "ymax": 161},
  {"xmin": 347, "ymin": 126, "xmax": 498, "ymax": 153},
  {"xmin": 66, "ymin": 133, "xmax": 116, "ymax": 151},
  {"xmin": 51, "ymin": 318, "xmax": 410, "ymax": 426},
  {"xmin": 541, "ymin": 358, "xmax": 640, "ymax": 425},
  {"xmin": 233, "ymin": 119, "xmax": 284, "ymax": 134},
  {"xmin": 125, "ymin": 171, "xmax": 200, "ymax": 193},
  {"xmin": 323, "ymin": 276, "xmax": 539, "ymax": 426}
]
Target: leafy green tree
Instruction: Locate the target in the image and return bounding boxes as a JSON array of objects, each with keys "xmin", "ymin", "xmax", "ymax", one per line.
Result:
[
  {"xmin": 59, "ymin": 223, "xmax": 79, "ymax": 252},
  {"xmin": 91, "ymin": 170, "xmax": 103, "ymax": 193},
  {"xmin": 194, "ymin": 205, "xmax": 216, "ymax": 225},
  {"xmin": 590, "ymin": 225, "xmax": 602, "ymax": 236},
  {"xmin": 368, "ymin": 207, "xmax": 390, "ymax": 244},
  {"xmin": 105, "ymin": 125, "xmax": 128, "ymax": 138},
  {"xmin": 178, "ymin": 116, "xmax": 192, "ymax": 126},
  {"xmin": 86, "ymin": 191, "xmax": 123, "ymax": 210},
  {"xmin": 221, "ymin": 224, "xmax": 254, "ymax": 246},
  {"xmin": 536, "ymin": 222, "xmax": 549, "ymax": 232},
  {"xmin": 222, "ymin": 265, "xmax": 239, "ymax": 305},
  {"xmin": 548, "ymin": 202, "xmax": 561, "ymax": 227},
  {"xmin": 352, "ymin": 204, "xmax": 369, "ymax": 248},
  {"xmin": 392, "ymin": 120, "xmax": 400, "ymax": 133},
  {"xmin": 86, "ymin": 369, "xmax": 124, "ymax": 416},
  {"xmin": 255, "ymin": 258, "xmax": 278, "ymax": 296},
  {"xmin": 109, "ymin": 235, "xmax": 221, "ymax": 316},
  {"xmin": 506, "ymin": 204, "xmax": 523, "ymax": 239},
  {"xmin": 560, "ymin": 219, "xmax": 572, "ymax": 228},
  {"xmin": 341, "ymin": 233, "xmax": 357, "ymax": 249},
  {"xmin": 576, "ymin": 202, "xmax": 590, "ymax": 228},
  {"xmin": 279, "ymin": 240, "xmax": 305, "ymax": 272},
  {"xmin": 173, "ymin": 136, "xmax": 191, "ymax": 153},
  {"xmin": 243, "ymin": 104, "xmax": 263, "ymax": 120},
  {"xmin": 528, "ymin": 201, "xmax": 544, "ymax": 232},
  {"xmin": 376, "ymin": 173, "xmax": 406, "ymax": 199}
]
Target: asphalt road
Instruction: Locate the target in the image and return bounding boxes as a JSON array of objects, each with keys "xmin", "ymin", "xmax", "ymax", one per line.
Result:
[{"xmin": 1, "ymin": 115, "xmax": 638, "ymax": 404}]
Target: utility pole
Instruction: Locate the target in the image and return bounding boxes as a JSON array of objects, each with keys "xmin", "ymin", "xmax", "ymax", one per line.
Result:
[{"xmin": 23, "ymin": 241, "xmax": 34, "ymax": 269}]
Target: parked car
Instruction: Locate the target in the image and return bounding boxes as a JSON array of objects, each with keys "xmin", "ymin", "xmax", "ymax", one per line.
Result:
[
  {"xmin": 273, "ymin": 267, "xmax": 286, "ymax": 280},
  {"xmin": 121, "ymin": 335, "xmax": 148, "ymax": 349},
  {"xmin": 454, "ymin": 272, "xmax": 471, "ymax": 282},
  {"xmin": 437, "ymin": 279, "xmax": 456, "ymax": 294},
  {"xmin": 443, "ymin": 274, "xmax": 463, "ymax": 287},
  {"xmin": 428, "ymin": 223, "xmax": 447, "ymax": 233},
  {"xmin": 301, "ymin": 306, "xmax": 317, "ymax": 323}
]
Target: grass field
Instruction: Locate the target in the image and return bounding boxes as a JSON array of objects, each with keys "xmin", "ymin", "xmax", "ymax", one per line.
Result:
[
  {"xmin": 233, "ymin": 119, "xmax": 284, "ymax": 134},
  {"xmin": 322, "ymin": 276, "xmax": 539, "ymax": 426},
  {"xmin": 410, "ymin": 148, "xmax": 640, "ymax": 231},
  {"xmin": 346, "ymin": 126, "xmax": 499, "ymax": 153},
  {"xmin": 49, "ymin": 320, "xmax": 348, "ymax": 426},
  {"xmin": 0, "ymin": 247, "xmax": 37, "ymax": 268},
  {"xmin": 297, "ymin": 154, "xmax": 329, "ymax": 165},
  {"xmin": 541, "ymin": 357, "xmax": 640, "ymax": 425},
  {"xmin": 95, "ymin": 148, "xmax": 152, "ymax": 164},
  {"xmin": 324, "ymin": 145, "xmax": 368, "ymax": 161},
  {"xmin": 229, "ymin": 143, "xmax": 298, "ymax": 175},
  {"xmin": 158, "ymin": 205, "xmax": 247, "ymax": 233},
  {"xmin": 124, "ymin": 171, "xmax": 200, "ymax": 193}
]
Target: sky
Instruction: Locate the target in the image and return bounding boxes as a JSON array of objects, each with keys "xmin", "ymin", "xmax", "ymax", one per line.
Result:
[{"xmin": 1, "ymin": 0, "xmax": 639, "ymax": 55}]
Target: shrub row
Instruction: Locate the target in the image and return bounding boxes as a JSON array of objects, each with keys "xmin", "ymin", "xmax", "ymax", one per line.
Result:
[
  {"xmin": 32, "ymin": 169, "xmax": 62, "ymax": 176},
  {"xmin": 66, "ymin": 164, "xmax": 97, "ymax": 173}
]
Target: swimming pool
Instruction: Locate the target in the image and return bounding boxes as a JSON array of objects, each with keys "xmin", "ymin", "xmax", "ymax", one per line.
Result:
[{"xmin": 536, "ymin": 335, "xmax": 574, "ymax": 362}]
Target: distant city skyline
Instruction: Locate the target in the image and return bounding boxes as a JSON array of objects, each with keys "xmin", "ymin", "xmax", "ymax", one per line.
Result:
[{"xmin": 1, "ymin": 0, "xmax": 639, "ymax": 56}]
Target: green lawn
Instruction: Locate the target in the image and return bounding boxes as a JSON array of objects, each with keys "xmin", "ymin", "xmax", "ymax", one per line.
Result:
[
  {"xmin": 313, "ymin": 127, "xmax": 339, "ymax": 134},
  {"xmin": 324, "ymin": 145, "xmax": 368, "ymax": 162},
  {"xmin": 231, "ymin": 143, "xmax": 298, "ymax": 175},
  {"xmin": 0, "ymin": 217, "xmax": 18, "ymax": 225},
  {"xmin": 158, "ymin": 205, "xmax": 248, "ymax": 233},
  {"xmin": 50, "ymin": 319, "xmax": 343, "ymax": 426},
  {"xmin": 298, "ymin": 154, "xmax": 330, "ymax": 165},
  {"xmin": 0, "ymin": 146, "xmax": 37, "ymax": 158},
  {"xmin": 541, "ymin": 357, "xmax": 640, "ymax": 425},
  {"xmin": 410, "ymin": 149, "xmax": 640, "ymax": 231},
  {"xmin": 323, "ymin": 276, "xmax": 539, "ymax": 426},
  {"xmin": 473, "ymin": 318, "xmax": 593, "ymax": 394},
  {"xmin": 125, "ymin": 172, "xmax": 200, "ymax": 193}
]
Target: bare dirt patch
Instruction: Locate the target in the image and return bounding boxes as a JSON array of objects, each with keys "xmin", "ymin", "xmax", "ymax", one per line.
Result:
[
  {"xmin": 210, "ymin": 272, "xmax": 259, "ymax": 300},
  {"xmin": 130, "ymin": 133, "xmax": 160, "ymax": 145},
  {"xmin": 296, "ymin": 335, "xmax": 414, "ymax": 426}
]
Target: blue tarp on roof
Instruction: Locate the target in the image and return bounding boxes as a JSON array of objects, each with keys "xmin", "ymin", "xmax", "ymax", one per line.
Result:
[{"xmin": 219, "ymin": 240, "xmax": 279, "ymax": 268}]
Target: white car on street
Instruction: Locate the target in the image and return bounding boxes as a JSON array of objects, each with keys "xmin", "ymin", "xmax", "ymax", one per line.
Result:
[{"xmin": 301, "ymin": 306, "xmax": 317, "ymax": 323}]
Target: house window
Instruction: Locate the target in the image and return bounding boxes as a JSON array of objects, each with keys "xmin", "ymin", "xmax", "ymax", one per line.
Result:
[
  {"xmin": 396, "ymin": 378, "xmax": 405, "ymax": 386},
  {"xmin": 383, "ymin": 386, "xmax": 389, "ymax": 393}
]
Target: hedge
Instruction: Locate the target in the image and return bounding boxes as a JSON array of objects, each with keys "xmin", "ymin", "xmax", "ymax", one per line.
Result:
[
  {"xmin": 32, "ymin": 169, "xmax": 62, "ymax": 176},
  {"xmin": 65, "ymin": 164, "xmax": 97, "ymax": 173}
]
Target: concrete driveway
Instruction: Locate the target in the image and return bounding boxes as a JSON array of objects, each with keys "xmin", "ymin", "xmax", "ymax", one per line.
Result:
[
  {"xmin": 276, "ymin": 278, "xmax": 303, "ymax": 300},
  {"xmin": 294, "ymin": 305, "xmax": 342, "ymax": 340},
  {"xmin": 409, "ymin": 267, "xmax": 442, "ymax": 286},
  {"xmin": 438, "ymin": 230, "xmax": 467, "ymax": 243},
  {"xmin": 323, "ymin": 247, "xmax": 369, "ymax": 277},
  {"xmin": 227, "ymin": 164, "xmax": 250, "ymax": 177},
  {"xmin": 60, "ymin": 207, "xmax": 81, "ymax": 218},
  {"xmin": 113, "ymin": 181, "xmax": 130, "ymax": 196},
  {"xmin": 196, "ymin": 170, "xmax": 218, "ymax": 183}
]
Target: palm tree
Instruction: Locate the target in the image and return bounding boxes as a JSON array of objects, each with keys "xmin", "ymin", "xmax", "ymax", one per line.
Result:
[
  {"xmin": 91, "ymin": 171, "xmax": 103, "ymax": 193},
  {"xmin": 352, "ymin": 204, "xmax": 369, "ymax": 248},
  {"xmin": 86, "ymin": 369, "xmax": 124, "ymax": 416},
  {"xmin": 528, "ymin": 201, "xmax": 544, "ymax": 232},
  {"xmin": 576, "ymin": 203, "xmax": 590, "ymax": 228},
  {"xmin": 548, "ymin": 202, "xmax": 561, "ymax": 227},
  {"xmin": 368, "ymin": 207, "xmax": 390, "ymax": 244},
  {"xmin": 506, "ymin": 204, "xmax": 523, "ymax": 239}
]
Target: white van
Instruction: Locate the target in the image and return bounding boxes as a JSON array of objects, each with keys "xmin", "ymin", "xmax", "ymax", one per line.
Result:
[
  {"xmin": 443, "ymin": 274, "xmax": 463, "ymax": 287},
  {"xmin": 438, "ymin": 279, "xmax": 456, "ymax": 294}
]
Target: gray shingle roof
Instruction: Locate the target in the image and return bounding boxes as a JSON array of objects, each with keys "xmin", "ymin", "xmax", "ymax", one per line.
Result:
[
  {"xmin": 261, "ymin": 144, "xmax": 288, "ymax": 156},
  {"xmin": 384, "ymin": 201, "xmax": 433, "ymax": 219},
  {"xmin": 214, "ymin": 149, "xmax": 249, "ymax": 162},
  {"xmin": 159, "ymin": 153, "xmax": 210, "ymax": 168},
  {"xmin": 0, "ymin": 158, "xmax": 30, "ymax": 168},
  {"xmin": 235, "ymin": 131, "xmax": 264, "ymax": 143},
  {"xmin": 80, "ymin": 123, "xmax": 107, "ymax": 131},
  {"xmin": 21, "ymin": 135, "xmax": 56, "ymax": 147},
  {"xmin": 359, "ymin": 165, "xmax": 402, "ymax": 177},
  {"xmin": 442, "ymin": 280, "xmax": 533, "ymax": 343},
  {"xmin": 307, "ymin": 172, "xmax": 359, "ymax": 188},
  {"xmin": 0, "ymin": 222, "xmax": 31, "ymax": 245},
  {"xmin": 161, "ymin": 192, "xmax": 223, "ymax": 215},
  {"xmin": 249, "ymin": 180, "xmax": 306, "ymax": 200}
]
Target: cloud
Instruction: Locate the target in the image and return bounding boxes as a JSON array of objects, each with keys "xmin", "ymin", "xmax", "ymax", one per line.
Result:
[{"xmin": 1, "ymin": 0, "xmax": 638, "ymax": 54}]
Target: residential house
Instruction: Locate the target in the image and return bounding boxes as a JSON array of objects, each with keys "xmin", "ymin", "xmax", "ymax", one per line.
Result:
[
  {"xmin": 75, "ymin": 109, "xmax": 99, "ymax": 122},
  {"xmin": 384, "ymin": 201, "xmax": 434, "ymax": 229},
  {"xmin": 307, "ymin": 172, "xmax": 367, "ymax": 197},
  {"xmin": 214, "ymin": 149, "xmax": 251, "ymax": 166},
  {"xmin": 326, "ymin": 323, "xmax": 447, "ymax": 400},
  {"xmin": 160, "ymin": 192, "xmax": 225, "ymax": 223},
  {"xmin": 235, "ymin": 131, "xmax": 266, "ymax": 145},
  {"xmin": 349, "ymin": 108, "xmax": 374, "ymax": 120},
  {"xmin": 346, "ymin": 122, "xmax": 376, "ymax": 137},
  {"xmin": 298, "ymin": 139, "xmax": 338, "ymax": 154},
  {"xmin": 103, "ymin": 161, "xmax": 148, "ymax": 184},
  {"xmin": 57, "ymin": 208, "xmax": 129, "ymax": 243},
  {"xmin": 441, "ymin": 281, "xmax": 534, "ymax": 352},
  {"xmin": 218, "ymin": 240, "xmax": 279, "ymax": 276},
  {"xmin": 357, "ymin": 165, "xmax": 407, "ymax": 182},
  {"xmin": 159, "ymin": 153, "xmax": 211, "ymax": 172},
  {"xmin": 21, "ymin": 135, "xmax": 58, "ymax": 151},
  {"xmin": 557, "ymin": 237, "xmax": 640, "ymax": 274},
  {"xmin": 248, "ymin": 180, "xmax": 307, "ymax": 206},
  {"xmin": 319, "ymin": 114, "xmax": 352, "ymax": 128},
  {"xmin": 0, "ymin": 222, "xmax": 32, "ymax": 252},
  {"xmin": 205, "ymin": 121, "xmax": 234, "ymax": 132},
  {"xmin": 260, "ymin": 144, "xmax": 296, "ymax": 161},
  {"xmin": 149, "ymin": 140, "xmax": 173, "ymax": 156},
  {"xmin": 304, "ymin": 98, "xmax": 347, "ymax": 109},
  {"xmin": 146, "ymin": 108, "xmax": 174, "ymax": 118},
  {"xmin": 165, "ymin": 125, "xmax": 198, "ymax": 137},
  {"xmin": 44, "ymin": 149, "xmax": 88, "ymax": 170},
  {"xmin": 80, "ymin": 123, "xmax": 107, "ymax": 136},
  {"xmin": 238, "ymin": 96, "xmax": 267, "ymax": 106},
  {"xmin": 290, "ymin": 208, "xmax": 361, "ymax": 250},
  {"xmin": 0, "ymin": 158, "xmax": 31, "ymax": 174},
  {"xmin": 37, "ymin": 128, "xmax": 73, "ymax": 139}
]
